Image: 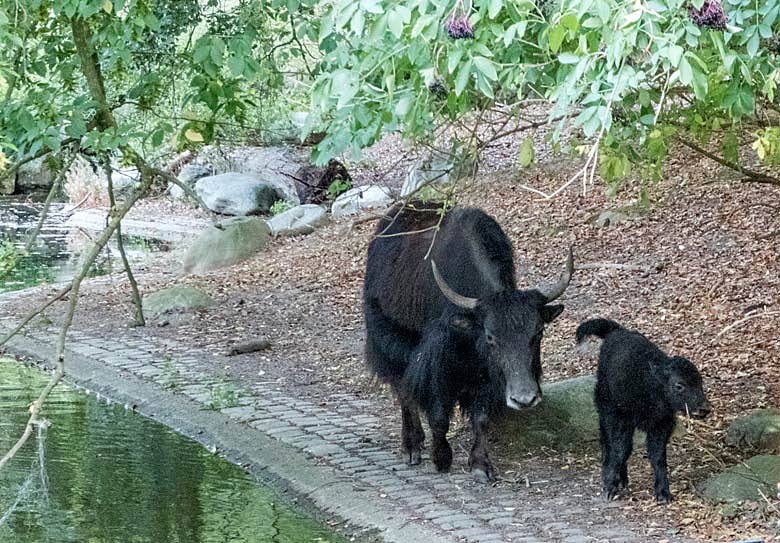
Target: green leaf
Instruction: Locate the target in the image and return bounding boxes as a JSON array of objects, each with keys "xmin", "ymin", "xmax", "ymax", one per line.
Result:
[
  {"xmin": 518, "ymin": 137, "xmax": 535, "ymax": 167},
  {"xmin": 747, "ymin": 31, "xmax": 759, "ymax": 57},
  {"xmin": 473, "ymin": 56, "xmax": 497, "ymax": 81},
  {"xmin": 549, "ymin": 25, "xmax": 565, "ymax": 53},
  {"xmin": 668, "ymin": 45, "xmax": 684, "ymax": 68},
  {"xmin": 448, "ymin": 49, "xmax": 464, "ymax": 74},
  {"xmin": 454, "ymin": 59, "xmax": 473, "ymax": 96},
  {"xmin": 558, "ymin": 52, "xmax": 579, "ymax": 64},
  {"xmin": 678, "ymin": 55, "xmax": 693, "ymax": 86},
  {"xmin": 488, "ymin": 0, "xmax": 502, "ymax": 19},
  {"xmin": 388, "ymin": 9, "xmax": 404, "ymax": 38}
]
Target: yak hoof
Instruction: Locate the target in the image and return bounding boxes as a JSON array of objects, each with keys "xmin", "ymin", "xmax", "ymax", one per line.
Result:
[
  {"xmin": 407, "ymin": 448, "xmax": 422, "ymax": 466},
  {"xmin": 471, "ymin": 467, "xmax": 494, "ymax": 484},
  {"xmin": 654, "ymin": 490, "xmax": 673, "ymax": 504}
]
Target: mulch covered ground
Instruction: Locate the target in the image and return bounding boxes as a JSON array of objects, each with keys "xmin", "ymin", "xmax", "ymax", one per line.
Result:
[{"xmin": 3, "ymin": 141, "xmax": 779, "ymax": 541}]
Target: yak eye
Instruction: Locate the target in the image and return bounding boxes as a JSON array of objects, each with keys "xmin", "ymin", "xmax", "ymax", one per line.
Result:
[
  {"xmin": 485, "ymin": 332, "xmax": 496, "ymax": 346},
  {"xmin": 675, "ymin": 382, "xmax": 686, "ymax": 392}
]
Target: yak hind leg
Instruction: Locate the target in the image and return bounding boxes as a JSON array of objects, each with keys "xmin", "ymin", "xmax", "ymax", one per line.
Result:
[{"xmin": 400, "ymin": 399, "xmax": 424, "ymax": 465}]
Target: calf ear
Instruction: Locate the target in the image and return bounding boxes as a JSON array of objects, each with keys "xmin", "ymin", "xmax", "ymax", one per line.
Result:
[{"xmin": 541, "ymin": 304, "xmax": 564, "ymax": 323}]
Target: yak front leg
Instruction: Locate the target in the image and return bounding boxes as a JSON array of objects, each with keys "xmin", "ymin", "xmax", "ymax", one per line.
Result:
[
  {"xmin": 400, "ymin": 399, "xmax": 424, "ymax": 465},
  {"xmin": 468, "ymin": 410, "xmax": 496, "ymax": 483},
  {"xmin": 428, "ymin": 404, "xmax": 452, "ymax": 473}
]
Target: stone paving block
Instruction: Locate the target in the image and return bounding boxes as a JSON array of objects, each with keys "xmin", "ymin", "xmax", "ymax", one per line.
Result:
[
  {"xmin": 304, "ymin": 443, "xmax": 344, "ymax": 457},
  {"xmin": 220, "ymin": 405, "xmax": 259, "ymax": 422},
  {"xmin": 450, "ymin": 526, "xmax": 500, "ymax": 540}
]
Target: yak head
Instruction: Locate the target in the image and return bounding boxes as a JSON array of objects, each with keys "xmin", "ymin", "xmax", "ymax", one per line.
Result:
[
  {"xmin": 663, "ymin": 356, "xmax": 711, "ymax": 419},
  {"xmin": 431, "ymin": 248, "xmax": 573, "ymax": 410}
]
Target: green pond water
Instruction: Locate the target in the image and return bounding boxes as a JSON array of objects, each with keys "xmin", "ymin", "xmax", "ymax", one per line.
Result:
[
  {"xmin": 0, "ymin": 359, "xmax": 344, "ymax": 543},
  {"xmin": 0, "ymin": 199, "xmax": 170, "ymax": 294}
]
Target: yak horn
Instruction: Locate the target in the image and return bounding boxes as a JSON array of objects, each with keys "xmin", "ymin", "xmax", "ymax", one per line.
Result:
[
  {"xmin": 431, "ymin": 260, "xmax": 478, "ymax": 310},
  {"xmin": 537, "ymin": 246, "xmax": 574, "ymax": 302}
]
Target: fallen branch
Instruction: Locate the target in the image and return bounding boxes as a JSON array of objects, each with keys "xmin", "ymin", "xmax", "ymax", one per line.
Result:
[
  {"xmin": 350, "ymin": 213, "xmax": 386, "ymax": 228},
  {"xmin": 576, "ymin": 261, "xmax": 662, "ymax": 274},
  {"xmin": 717, "ymin": 309, "xmax": 780, "ymax": 338},
  {"xmin": 226, "ymin": 339, "xmax": 272, "ymax": 356}
]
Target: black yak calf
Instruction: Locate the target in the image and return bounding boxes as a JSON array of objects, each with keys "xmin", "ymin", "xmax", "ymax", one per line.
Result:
[{"xmin": 576, "ymin": 318, "xmax": 711, "ymax": 503}]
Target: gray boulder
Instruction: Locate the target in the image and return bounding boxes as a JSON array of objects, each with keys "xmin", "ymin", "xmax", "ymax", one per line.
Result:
[
  {"xmin": 197, "ymin": 145, "xmax": 305, "ymax": 204},
  {"xmin": 267, "ymin": 204, "xmax": 328, "ymax": 237},
  {"xmin": 700, "ymin": 455, "xmax": 780, "ymax": 503},
  {"xmin": 144, "ymin": 286, "xmax": 213, "ymax": 315},
  {"xmin": 170, "ymin": 163, "xmax": 214, "ymax": 201},
  {"xmin": 401, "ymin": 156, "xmax": 452, "ymax": 198},
  {"xmin": 331, "ymin": 185, "xmax": 393, "ymax": 218},
  {"xmin": 108, "ymin": 167, "xmax": 140, "ymax": 197},
  {"xmin": 195, "ymin": 173, "xmax": 288, "ymax": 216},
  {"xmin": 496, "ymin": 375, "xmax": 600, "ymax": 451},
  {"xmin": 16, "ymin": 156, "xmax": 56, "ymax": 192},
  {"xmin": 726, "ymin": 408, "xmax": 780, "ymax": 452},
  {"xmin": 182, "ymin": 217, "xmax": 270, "ymax": 274}
]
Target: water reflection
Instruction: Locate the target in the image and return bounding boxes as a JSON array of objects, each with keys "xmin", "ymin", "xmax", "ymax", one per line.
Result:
[
  {"xmin": 0, "ymin": 199, "xmax": 171, "ymax": 293},
  {"xmin": 0, "ymin": 360, "xmax": 342, "ymax": 543}
]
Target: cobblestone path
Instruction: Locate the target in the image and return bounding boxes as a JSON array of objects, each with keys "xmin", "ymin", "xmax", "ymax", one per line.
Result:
[{"xmin": 2, "ymin": 318, "xmax": 690, "ymax": 543}]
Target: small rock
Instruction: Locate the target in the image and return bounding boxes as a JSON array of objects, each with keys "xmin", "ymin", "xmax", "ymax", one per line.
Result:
[
  {"xmin": 144, "ymin": 286, "xmax": 214, "ymax": 315},
  {"xmin": 266, "ymin": 204, "xmax": 328, "ymax": 237},
  {"xmin": 593, "ymin": 210, "xmax": 631, "ymax": 228},
  {"xmin": 331, "ymin": 185, "xmax": 393, "ymax": 218},
  {"xmin": 726, "ymin": 408, "xmax": 780, "ymax": 453}
]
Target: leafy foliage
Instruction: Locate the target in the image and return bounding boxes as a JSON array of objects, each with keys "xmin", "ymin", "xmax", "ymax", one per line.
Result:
[
  {"xmin": 0, "ymin": 0, "xmax": 313, "ymax": 170},
  {"xmin": 307, "ymin": 0, "xmax": 780, "ymax": 187}
]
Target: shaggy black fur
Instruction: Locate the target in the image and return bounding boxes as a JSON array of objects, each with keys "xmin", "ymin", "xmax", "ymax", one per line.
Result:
[
  {"xmin": 576, "ymin": 318, "xmax": 711, "ymax": 503},
  {"xmin": 364, "ymin": 201, "xmax": 569, "ymax": 482}
]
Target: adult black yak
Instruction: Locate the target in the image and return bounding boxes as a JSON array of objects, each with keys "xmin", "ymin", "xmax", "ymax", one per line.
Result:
[{"xmin": 363, "ymin": 202, "xmax": 573, "ymax": 482}]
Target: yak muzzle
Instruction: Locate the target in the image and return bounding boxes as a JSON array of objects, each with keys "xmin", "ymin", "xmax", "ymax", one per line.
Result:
[{"xmin": 506, "ymin": 391, "xmax": 542, "ymax": 410}]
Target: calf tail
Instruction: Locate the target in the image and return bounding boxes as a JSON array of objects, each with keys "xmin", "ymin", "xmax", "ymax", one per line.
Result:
[{"xmin": 575, "ymin": 318, "xmax": 624, "ymax": 343}]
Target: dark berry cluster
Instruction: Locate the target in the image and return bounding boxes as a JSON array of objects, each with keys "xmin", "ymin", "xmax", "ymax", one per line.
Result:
[
  {"xmin": 445, "ymin": 15, "xmax": 474, "ymax": 39},
  {"xmin": 768, "ymin": 34, "xmax": 780, "ymax": 55},
  {"xmin": 688, "ymin": 0, "xmax": 727, "ymax": 31},
  {"xmin": 428, "ymin": 80, "xmax": 448, "ymax": 99}
]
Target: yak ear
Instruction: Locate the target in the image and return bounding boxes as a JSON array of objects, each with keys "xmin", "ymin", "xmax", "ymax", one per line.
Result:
[
  {"xmin": 449, "ymin": 314, "xmax": 476, "ymax": 331},
  {"xmin": 541, "ymin": 304, "xmax": 564, "ymax": 323}
]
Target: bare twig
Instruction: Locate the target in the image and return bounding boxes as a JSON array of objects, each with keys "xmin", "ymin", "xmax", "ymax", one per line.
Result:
[
  {"xmin": 577, "ymin": 262, "xmax": 661, "ymax": 274},
  {"xmin": 24, "ymin": 150, "xmax": 77, "ymax": 254},
  {"xmin": 717, "ymin": 309, "xmax": 780, "ymax": 338},
  {"xmin": 102, "ymin": 154, "xmax": 145, "ymax": 327}
]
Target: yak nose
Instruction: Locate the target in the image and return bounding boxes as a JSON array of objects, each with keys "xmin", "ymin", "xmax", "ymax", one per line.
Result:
[
  {"xmin": 507, "ymin": 392, "xmax": 542, "ymax": 410},
  {"xmin": 691, "ymin": 401, "xmax": 711, "ymax": 419}
]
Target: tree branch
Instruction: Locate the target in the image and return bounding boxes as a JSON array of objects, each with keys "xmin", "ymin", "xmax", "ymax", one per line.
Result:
[{"xmin": 676, "ymin": 136, "xmax": 780, "ymax": 186}]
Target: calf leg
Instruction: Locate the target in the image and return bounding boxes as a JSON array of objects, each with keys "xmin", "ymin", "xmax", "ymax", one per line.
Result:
[
  {"xmin": 646, "ymin": 423, "xmax": 674, "ymax": 503},
  {"xmin": 468, "ymin": 410, "xmax": 495, "ymax": 483},
  {"xmin": 600, "ymin": 411, "xmax": 633, "ymax": 500},
  {"xmin": 428, "ymin": 404, "xmax": 452, "ymax": 473},
  {"xmin": 400, "ymin": 400, "xmax": 424, "ymax": 465}
]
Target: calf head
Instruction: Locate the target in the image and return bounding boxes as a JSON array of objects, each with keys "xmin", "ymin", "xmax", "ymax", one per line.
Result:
[
  {"xmin": 663, "ymin": 356, "xmax": 711, "ymax": 419},
  {"xmin": 431, "ymin": 248, "xmax": 573, "ymax": 410}
]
